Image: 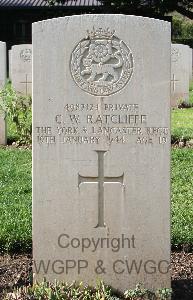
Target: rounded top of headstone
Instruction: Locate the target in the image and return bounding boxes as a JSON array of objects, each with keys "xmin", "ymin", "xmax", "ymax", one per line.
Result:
[
  {"xmin": 32, "ymin": 14, "xmax": 170, "ymax": 97},
  {"xmin": 171, "ymin": 43, "xmax": 190, "ymax": 49},
  {"xmin": 11, "ymin": 44, "xmax": 32, "ymax": 63},
  {"xmin": 11, "ymin": 44, "xmax": 32, "ymax": 50},
  {"xmin": 171, "ymin": 43, "xmax": 191, "ymax": 62},
  {"xmin": 33, "ymin": 14, "xmax": 171, "ymax": 28}
]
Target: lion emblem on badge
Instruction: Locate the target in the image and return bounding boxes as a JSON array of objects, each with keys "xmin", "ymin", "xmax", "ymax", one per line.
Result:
[{"xmin": 70, "ymin": 28, "xmax": 133, "ymax": 96}]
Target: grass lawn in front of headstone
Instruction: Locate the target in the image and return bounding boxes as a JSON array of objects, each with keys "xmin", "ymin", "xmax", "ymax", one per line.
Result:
[
  {"xmin": 171, "ymin": 148, "xmax": 193, "ymax": 247},
  {"xmin": 0, "ymin": 148, "xmax": 32, "ymax": 253},
  {"xmin": 171, "ymin": 108, "xmax": 193, "ymax": 143},
  {"xmin": 0, "ymin": 146, "xmax": 193, "ymax": 253},
  {"xmin": 189, "ymin": 80, "xmax": 193, "ymax": 105}
]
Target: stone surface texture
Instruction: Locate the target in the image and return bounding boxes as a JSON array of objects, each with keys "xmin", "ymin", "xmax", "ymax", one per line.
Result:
[
  {"xmin": 8, "ymin": 49, "xmax": 12, "ymax": 80},
  {"xmin": 171, "ymin": 43, "xmax": 190, "ymax": 107},
  {"xmin": 33, "ymin": 14, "xmax": 171, "ymax": 292},
  {"xmin": 189, "ymin": 47, "xmax": 192, "ymax": 82},
  {"xmin": 11, "ymin": 44, "xmax": 32, "ymax": 95}
]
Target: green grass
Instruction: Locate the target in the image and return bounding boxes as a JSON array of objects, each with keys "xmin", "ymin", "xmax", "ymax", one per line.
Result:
[
  {"xmin": 0, "ymin": 148, "xmax": 32, "ymax": 253},
  {"xmin": 7, "ymin": 118, "xmax": 19, "ymax": 143},
  {"xmin": 0, "ymin": 147, "xmax": 193, "ymax": 252},
  {"xmin": 189, "ymin": 81, "xmax": 193, "ymax": 106},
  {"xmin": 171, "ymin": 82, "xmax": 193, "ymax": 143},
  {"xmin": 171, "ymin": 148, "xmax": 193, "ymax": 246},
  {"xmin": 171, "ymin": 108, "xmax": 193, "ymax": 142}
]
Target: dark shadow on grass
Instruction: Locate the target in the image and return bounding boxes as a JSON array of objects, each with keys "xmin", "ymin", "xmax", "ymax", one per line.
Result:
[
  {"xmin": 178, "ymin": 102, "xmax": 193, "ymax": 108},
  {"xmin": 172, "ymin": 279, "xmax": 193, "ymax": 300},
  {"xmin": 0, "ymin": 241, "xmax": 32, "ymax": 255}
]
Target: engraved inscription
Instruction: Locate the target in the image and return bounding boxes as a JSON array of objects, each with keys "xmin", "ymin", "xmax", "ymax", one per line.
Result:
[
  {"xmin": 78, "ymin": 150, "xmax": 124, "ymax": 227},
  {"xmin": 35, "ymin": 103, "xmax": 169, "ymax": 146},
  {"xmin": 70, "ymin": 28, "xmax": 133, "ymax": 96},
  {"xmin": 20, "ymin": 49, "xmax": 32, "ymax": 62},
  {"xmin": 36, "ymin": 126, "xmax": 56, "ymax": 144}
]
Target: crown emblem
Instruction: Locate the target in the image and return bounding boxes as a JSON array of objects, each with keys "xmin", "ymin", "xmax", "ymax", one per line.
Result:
[
  {"xmin": 71, "ymin": 29, "xmax": 133, "ymax": 96},
  {"xmin": 87, "ymin": 27, "xmax": 115, "ymax": 40}
]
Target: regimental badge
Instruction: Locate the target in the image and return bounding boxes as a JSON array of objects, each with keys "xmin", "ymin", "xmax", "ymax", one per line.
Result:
[
  {"xmin": 70, "ymin": 28, "xmax": 134, "ymax": 96},
  {"xmin": 20, "ymin": 49, "xmax": 32, "ymax": 62},
  {"xmin": 171, "ymin": 48, "xmax": 180, "ymax": 63}
]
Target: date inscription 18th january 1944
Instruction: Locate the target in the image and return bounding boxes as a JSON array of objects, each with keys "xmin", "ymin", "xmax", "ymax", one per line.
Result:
[{"xmin": 35, "ymin": 102, "xmax": 169, "ymax": 146}]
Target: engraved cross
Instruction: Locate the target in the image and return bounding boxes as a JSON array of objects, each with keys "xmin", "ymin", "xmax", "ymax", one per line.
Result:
[
  {"xmin": 171, "ymin": 74, "xmax": 179, "ymax": 92},
  {"xmin": 20, "ymin": 74, "xmax": 32, "ymax": 95},
  {"xmin": 78, "ymin": 150, "xmax": 124, "ymax": 228}
]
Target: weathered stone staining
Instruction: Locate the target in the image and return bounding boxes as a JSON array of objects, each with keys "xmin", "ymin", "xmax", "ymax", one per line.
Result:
[
  {"xmin": 0, "ymin": 41, "xmax": 7, "ymax": 145},
  {"xmin": 11, "ymin": 44, "xmax": 32, "ymax": 95},
  {"xmin": 171, "ymin": 43, "xmax": 190, "ymax": 107},
  {"xmin": 33, "ymin": 15, "xmax": 171, "ymax": 292}
]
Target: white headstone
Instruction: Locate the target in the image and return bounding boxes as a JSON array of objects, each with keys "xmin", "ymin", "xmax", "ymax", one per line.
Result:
[
  {"xmin": 0, "ymin": 41, "xmax": 7, "ymax": 145},
  {"xmin": 33, "ymin": 15, "xmax": 171, "ymax": 292},
  {"xmin": 11, "ymin": 44, "xmax": 32, "ymax": 95},
  {"xmin": 171, "ymin": 44, "xmax": 190, "ymax": 107},
  {"xmin": 9, "ymin": 49, "xmax": 12, "ymax": 80},
  {"xmin": 192, "ymin": 48, "xmax": 193, "ymax": 75},
  {"xmin": 189, "ymin": 47, "xmax": 192, "ymax": 83}
]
